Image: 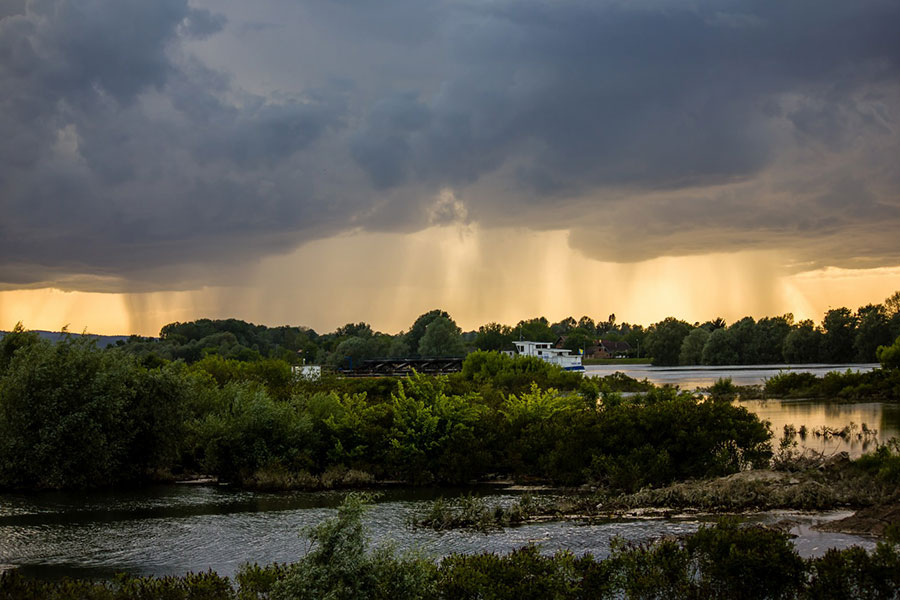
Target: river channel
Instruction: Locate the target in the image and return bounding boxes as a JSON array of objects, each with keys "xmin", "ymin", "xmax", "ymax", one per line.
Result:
[{"xmin": 0, "ymin": 364, "xmax": 895, "ymax": 580}]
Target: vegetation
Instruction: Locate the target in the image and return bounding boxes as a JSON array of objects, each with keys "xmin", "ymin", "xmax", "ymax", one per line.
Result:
[
  {"xmin": 762, "ymin": 354, "xmax": 900, "ymax": 402},
  {"xmin": 0, "ymin": 331, "xmax": 770, "ymax": 490},
  {"xmin": 3, "ymin": 496, "xmax": 899, "ymax": 599}
]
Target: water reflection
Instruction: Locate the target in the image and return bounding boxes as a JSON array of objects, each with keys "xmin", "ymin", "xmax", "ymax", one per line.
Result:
[
  {"xmin": 736, "ymin": 400, "xmax": 900, "ymax": 457},
  {"xmin": 584, "ymin": 363, "xmax": 879, "ymax": 389}
]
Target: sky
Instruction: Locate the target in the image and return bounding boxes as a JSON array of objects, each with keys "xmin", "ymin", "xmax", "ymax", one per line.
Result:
[{"xmin": 1, "ymin": 0, "xmax": 899, "ymax": 336}]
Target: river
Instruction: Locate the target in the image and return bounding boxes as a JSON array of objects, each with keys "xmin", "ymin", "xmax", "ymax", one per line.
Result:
[
  {"xmin": 1, "ymin": 364, "xmax": 895, "ymax": 580},
  {"xmin": 0, "ymin": 486, "xmax": 876, "ymax": 581}
]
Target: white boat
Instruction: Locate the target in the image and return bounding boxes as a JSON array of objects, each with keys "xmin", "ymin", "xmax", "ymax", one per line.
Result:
[{"xmin": 511, "ymin": 340, "xmax": 584, "ymax": 371}]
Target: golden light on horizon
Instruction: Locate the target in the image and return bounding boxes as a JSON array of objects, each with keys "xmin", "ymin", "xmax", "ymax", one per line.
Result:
[{"xmin": 2, "ymin": 227, "xmax": 899, "ymax": 337}]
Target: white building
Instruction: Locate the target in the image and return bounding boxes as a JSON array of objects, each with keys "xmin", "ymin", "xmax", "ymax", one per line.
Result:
[{"xmin": 509, "ymin": 341, "xmax": 584, "ymax": 371}]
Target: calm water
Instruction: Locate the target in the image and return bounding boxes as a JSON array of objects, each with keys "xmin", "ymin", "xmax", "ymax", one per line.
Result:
[
  {"xmin": 1, "ymin": 364, "xmax": 894, "ymax": 580},
  {"xmin": 584, "ymin": 363, "xmax": 879, "ymax": 388},
  {"xmin": 0, "ymin": 486, "xmax": 875, "ymax": 581}
]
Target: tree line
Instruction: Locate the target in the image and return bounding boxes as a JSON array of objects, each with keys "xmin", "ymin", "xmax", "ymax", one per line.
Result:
[
  {"xmin": 645, "ymin": 291, "xmax": 900, "ymax": 366},
  {"xmin": 53, "ymin": 289, "xmax": 892, "ymax": 367}
]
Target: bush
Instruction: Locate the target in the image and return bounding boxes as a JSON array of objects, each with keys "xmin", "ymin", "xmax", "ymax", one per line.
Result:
[
  {"xmin": 877, "ymin": 336, "xmax": 900, "ymax": 370},
  {"xmin": 271, "ymin": 494, "xmax": 437, "ymax": 600},
  {"xmin": 686, "ymin": 519, "xmax": 805, "ymax": 599},
  {"xmin": 765, "ymin": 371, "xmax": 819, "ymax": 397},
  {"xmin": 852, "ymin": 439, "xmax": 900, "ymax": 486},
  {"xmin": 0, "ymin": 337, "xmax": 193, "ymax": 489}
]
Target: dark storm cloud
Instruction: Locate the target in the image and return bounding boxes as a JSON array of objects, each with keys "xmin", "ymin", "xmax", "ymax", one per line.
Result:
[
  {"xmin": 1, "ymin": 0, "xmax": 900, "ymax": 292},
  {"xmin": 352, "ymin": 0, "xmax": 900, "ymax": 193},
  {"xmin": 0, "ymin": 0, "xmax": 348, "ymax": 289}
]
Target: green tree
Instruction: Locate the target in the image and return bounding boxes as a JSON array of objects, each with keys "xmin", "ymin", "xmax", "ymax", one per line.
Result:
[
  {"xmin": 885, "ymin": 290, "xmax": 900, "ymax": 318},
  {"xmin": 821, "ymin": 307, "xmax": 858, "ymax": 363},
  {"xmin": 854, "ymin": 304, "xmax": 893, "ymax": 362},
  {"xmin": 877, "ymin": 335, "xmax": 900, "ymax": 370},
  {"xmin": 550, "ymin": 316, "xmax": 577, "ymax": 336},
  {"xmin": 678, "ymin": 327, "xmax": 709, "ymax": 365},
  {"xmin": 474, "ymin": 322, "xmax": 514, "ymax": 352},
  {"xmin": 645, "ymin": 318, "xmax": 692, "ymax": 366},
  {"xmin": 752, "ymin": 314, "xmax": 793, "ymax": 364},
  {"xmin": 417, "ymin": 316, "xmax": 465, "ymax": 357},
  {"xmin": 405, "ymin": 310, "xmax": 451, "ymax": 356},
  {"xmin": 515, "ymin": 317, "xmax": 556, "ymax": 342},
  {"xmin": 622, "ymin": 324, "xmax": 646, "ymax": 357},
  {"xmin": 561, "ymin": 328, "xmax": 593, "ymax": 354},
  {"xmin": 782, "ymin": 320, "xmax": 822, "ymax": 363},
  {"xmin": 577, "ymin": 316, "xmax": 596, "ymax": 334},
  {"xmin": 701, "ymin": 328, "xmax": 740, "ymax": 365},
  {"xmin": 0, "ymin": 322, "xmax": 40, "ymax": 374},
  {"xmin": 0, "ymin": 337, "xmax": 189, "ymax": 489},
  {"xmin": 727, "ymin": 317, "xmax": 758, "ymax": 364}
]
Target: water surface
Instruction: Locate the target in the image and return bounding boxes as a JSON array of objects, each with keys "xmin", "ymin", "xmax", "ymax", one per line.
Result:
[
  {"xmin": 0, "ymin": 487, "xmax": 876, "ymax": 581},
  {"xmin": 584, "ymin": 363, "xmax": 879, "ymax": 388}
]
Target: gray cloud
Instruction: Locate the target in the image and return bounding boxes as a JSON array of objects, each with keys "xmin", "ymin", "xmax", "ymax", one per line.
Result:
[{"xmin": 1, "ymin": 0, "xmax": 900, "ymax": 293}]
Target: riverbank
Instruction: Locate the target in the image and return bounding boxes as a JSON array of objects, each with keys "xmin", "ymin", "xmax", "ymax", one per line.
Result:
[{"xmin": 412, "ymin": 448, "xmax": 900, "ymax": 537}]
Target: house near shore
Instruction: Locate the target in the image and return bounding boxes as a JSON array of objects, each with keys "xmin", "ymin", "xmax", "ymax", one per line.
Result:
[{"xmin": 590, "ymin": 340, "xmax": 632, "ymax": 359}]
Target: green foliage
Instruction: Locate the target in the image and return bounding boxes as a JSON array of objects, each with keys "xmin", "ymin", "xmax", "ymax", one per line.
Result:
[
  {"xmin": 852, "ymin": 439, "xmax": 900, "ymax": 486},
  {"xmin": 763, "ymin": 367, "xmax": 900, "ymax": 402},
  {"xmin": 457, "ymin": 350, "xmax": 584, "ymax": 394},
  {"xmin": 822, "ymin": 307, "xmax": 859, "ymax": 363},
  {"xmin": 855, "ymin": 304, "xmax": 893, "ymax": 362},
  {"xmin": 708, "ymin": 377, "xmax": 738, "ymax": 401},
  {"xmin": 387, "ymin": 373, "xmax": 487, "ymax": 483},
  {"xmin": 192, "ymin": 384, "xmax": 316, "ymax": 483},
  {"xmin": 514, "ymin": 317, "xmax": 556, "ymax": 343},
  {"xmin": 645, "ymin": 317, "xmax": 692, "ymax": 366},
  {"xmin": 806, "ymin": 543, "xmax": 900, "ymax": 600},
  {"xmin": 439, "ymin": 546, "xmax": 577, "ymax": 600},
  {"xmin": 782, "ymin": 320, "xmax": 822, "ymax": 363},
  {"xmin": 765, "ymin": 371, "xmax": 819, "ymax": 396},
  {"xmin": 0, "ymin": 337, "xmax": 192, "ymax": 489},
  {"xmin": 474, "ymin": 322, "xmax": 514, "ymax": 351},
  {"xmin": 405, "ymin": 309, "xmax": 452, "ymax": 357},
  {"xmin": 417, "ymin": 315, "xmax": 465, "ymax": 357},
  {"xmin": 608, "ymin": 537, "xmax": 693, "ymax": 599},
  {"xmin": 271, "ymin": 494, "xmax": 437, "ymax": 600},
  {"xmin": 0, "ymin": 322, "xmax": 41, "ymax": 374},
  {"xmin": 877, "ymin": 335, "xmax": 900, "ymax": 370},
  {"xmin": 687, "ymin": 519, "xmax": 805, "ymax": 599},
  {"xmin": 679, "ymin": 327, "xmax": 709, "ymax": 365},
  {"xmin": 191, "ymin": 355, "xmax": 294, "ymax": 400},
  {"xmin": 701, "ymin": 327, "xmax": 740, "ymax": 365}
]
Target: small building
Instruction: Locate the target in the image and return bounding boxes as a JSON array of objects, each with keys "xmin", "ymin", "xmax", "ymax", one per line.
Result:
[{"xmin": 587, "ymin": 340, "xmax": 632, "ymax": 359}]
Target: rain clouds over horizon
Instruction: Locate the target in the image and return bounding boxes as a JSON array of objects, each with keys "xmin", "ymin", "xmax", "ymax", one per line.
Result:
[{"xmin": 2, "ymin": 0, "xmax": 900, "ymax": 297}]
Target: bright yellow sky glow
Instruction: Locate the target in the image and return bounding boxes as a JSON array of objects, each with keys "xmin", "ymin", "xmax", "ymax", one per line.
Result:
[{"xmin": 2, "ymin": 227, "xmax": 900, "ymax": 336}]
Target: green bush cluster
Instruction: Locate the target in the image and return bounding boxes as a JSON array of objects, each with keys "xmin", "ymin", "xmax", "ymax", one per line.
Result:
[
  {"xmin": 3, "ymin": 500, "xmax": 899, "ymax": 600},
  {"xmin": 764, "ymin": 367, "xmax": 900, "ymax": 401},
  {"xmin": 0, "ymin": 336, "xmax": 770, "ymax": 490}
]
